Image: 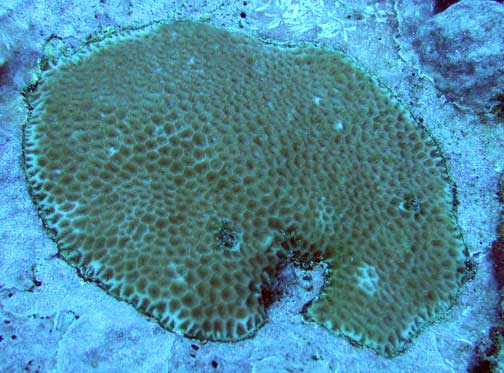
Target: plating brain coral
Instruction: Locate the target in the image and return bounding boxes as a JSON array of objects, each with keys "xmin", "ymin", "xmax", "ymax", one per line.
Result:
[{"xmin": 23, "ymin": 21, "xmax": 468, "ymax": 356}]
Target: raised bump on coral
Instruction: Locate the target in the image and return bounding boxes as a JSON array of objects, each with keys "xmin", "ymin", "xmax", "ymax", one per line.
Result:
[{"xmin": 22, "ymin": 21, "xmax": 468, "ymax": 356}]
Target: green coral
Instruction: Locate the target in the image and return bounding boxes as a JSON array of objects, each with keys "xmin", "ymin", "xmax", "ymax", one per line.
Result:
[{"xmin": 22, "ymin": 21, "xmax": 468, "ymax": 356}]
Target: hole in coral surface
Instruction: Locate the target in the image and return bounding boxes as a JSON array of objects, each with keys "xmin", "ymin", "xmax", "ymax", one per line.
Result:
[{"xmin": 257, "ymin": 255, "xmax": 326, "ymax": 317}]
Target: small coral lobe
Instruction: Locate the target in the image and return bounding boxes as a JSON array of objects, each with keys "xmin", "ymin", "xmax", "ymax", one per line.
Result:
[{"xmin": 22, "ymin": 21, "xmax": 467, "ymax": 356}]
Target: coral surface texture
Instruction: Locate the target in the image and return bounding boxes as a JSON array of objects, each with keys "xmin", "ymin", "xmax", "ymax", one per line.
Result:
[{"xmin": 22, "ymin": 21, "xmax": 468, "ymax": 356}]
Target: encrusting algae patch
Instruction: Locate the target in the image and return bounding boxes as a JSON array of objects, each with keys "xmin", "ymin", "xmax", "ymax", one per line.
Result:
[{"xmin": 22, "ymin": 21, "xmax": 469, "ymax": 356}]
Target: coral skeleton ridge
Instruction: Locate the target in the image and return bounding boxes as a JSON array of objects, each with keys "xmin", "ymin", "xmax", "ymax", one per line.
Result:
[{"xmin": 22, "ymin": 21, "xmax": 467, "ymax": 356}]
